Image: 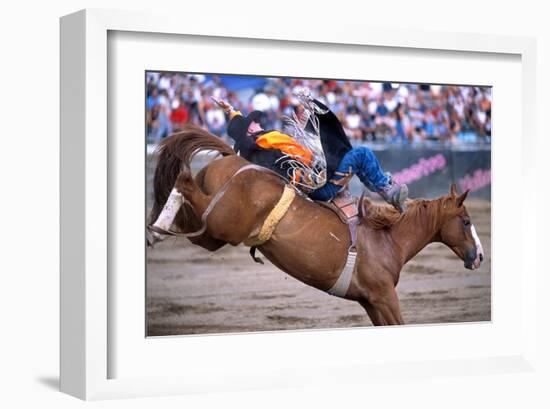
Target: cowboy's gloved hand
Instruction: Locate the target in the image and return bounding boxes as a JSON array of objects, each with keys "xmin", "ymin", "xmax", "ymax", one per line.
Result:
[
  {"xmin": 211, "ymin": 96, "xmax": 233, "ymax": 114},
  {"xmin": 293, "ymin": 87, "xmax": 313, "ymax": 102}
]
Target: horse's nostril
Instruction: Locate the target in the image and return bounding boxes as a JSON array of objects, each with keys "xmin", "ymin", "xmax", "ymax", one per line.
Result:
[{"xmin": 479, "ymin": 253, "xmax": 484, "ymax": 262}]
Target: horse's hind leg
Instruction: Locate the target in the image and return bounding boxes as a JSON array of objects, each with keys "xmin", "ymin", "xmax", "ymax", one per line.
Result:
[
  {"xmin": 148, "ymin": 170, "xmax": 208, "ymax": 241},
  {"xmin": 174, "ymin": 170, "xmax": 210, "ymax": 215},
  {"xmin": 359, "ymin": 299, "xmax": 386, "ymax": 326}
]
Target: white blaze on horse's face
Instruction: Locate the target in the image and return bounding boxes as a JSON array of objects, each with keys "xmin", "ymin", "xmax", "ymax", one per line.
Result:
[{"xmin": 470, "ymin": 224, "xmax": 484, "ymax": 269}]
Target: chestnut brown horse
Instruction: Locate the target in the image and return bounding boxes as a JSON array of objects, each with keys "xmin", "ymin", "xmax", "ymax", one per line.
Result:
[{"xmin": 149, "ymin": 125, "xmax": 484, "ymax": 326}]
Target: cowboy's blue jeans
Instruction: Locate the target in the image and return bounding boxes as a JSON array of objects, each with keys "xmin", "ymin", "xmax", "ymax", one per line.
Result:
[{"xmin": 310, "ymin": 146, "xmax": 389, "ymax": 201}]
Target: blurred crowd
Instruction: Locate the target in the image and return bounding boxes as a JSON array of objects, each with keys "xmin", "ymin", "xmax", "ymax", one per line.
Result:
[{"xmin": 146, "ymin": 72, "xmax": 491, "ymax": 146}]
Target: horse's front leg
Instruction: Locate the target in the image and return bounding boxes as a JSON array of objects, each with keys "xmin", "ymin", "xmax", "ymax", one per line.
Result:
[
  {"xmin": 358, "ymin": 299, "xmax": 386, "ymax": 326},
  {"xmin": 355, "ymin": 262, "xmax": 405, "ymax": 325},
  {"xmin": 367, "ymin": 285, "xmax": 404, "ymax": 325}
]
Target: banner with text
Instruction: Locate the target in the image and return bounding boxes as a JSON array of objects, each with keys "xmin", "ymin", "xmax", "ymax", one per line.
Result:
[{"xmin": 348, "ymin": 149, "xmax": 491, "ymax": 200}]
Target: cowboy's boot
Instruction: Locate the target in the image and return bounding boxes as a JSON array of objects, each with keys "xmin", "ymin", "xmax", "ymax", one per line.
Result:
[{"xmin": 378, "ymin": 177, "xmax": 409, "ymax": 213}]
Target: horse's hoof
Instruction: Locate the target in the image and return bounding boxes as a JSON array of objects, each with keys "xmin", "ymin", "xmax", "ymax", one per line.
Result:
[{"xmin": 146, "ymin": 225, "xmax": 166, "ymax": 247}]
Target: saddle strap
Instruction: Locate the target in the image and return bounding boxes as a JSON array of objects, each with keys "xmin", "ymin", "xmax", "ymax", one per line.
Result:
[
  {"xmin": 327, "ymin": 249, "xmax": 357, "ymax": 297},
  {"xmin": 326, "ymin": 220, "xmax": 359, "ymax": 298}
]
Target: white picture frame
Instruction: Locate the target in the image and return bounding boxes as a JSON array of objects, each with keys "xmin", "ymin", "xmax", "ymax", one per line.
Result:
[{"xmin": 60, "ymin": 8, "xmax": 539, "ymax": 400}]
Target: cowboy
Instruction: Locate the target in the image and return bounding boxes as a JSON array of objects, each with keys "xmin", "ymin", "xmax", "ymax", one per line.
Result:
[{"xmin": 213, "ymin": 96, "xmax": 409, "ymax": 212}]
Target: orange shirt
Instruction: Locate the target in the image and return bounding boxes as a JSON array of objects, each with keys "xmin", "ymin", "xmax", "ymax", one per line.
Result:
[{"xmin": 255, "ymin": 131, "xmax": 313, "ymax": 166}]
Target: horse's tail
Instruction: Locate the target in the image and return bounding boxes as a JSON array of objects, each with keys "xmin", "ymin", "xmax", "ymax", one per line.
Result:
[{"xmin": 150, "ymin": 124, "xmax": 236, "ymax": 223}]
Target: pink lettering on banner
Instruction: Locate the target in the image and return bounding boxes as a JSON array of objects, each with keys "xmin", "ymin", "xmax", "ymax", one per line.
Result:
[
  {"xmin": 458, "ymin": 169, "xmax": 491, "ymax": 192},
  {"xmin": 393, "ymin": 153, "xmax": 447, "ymax": 185}
]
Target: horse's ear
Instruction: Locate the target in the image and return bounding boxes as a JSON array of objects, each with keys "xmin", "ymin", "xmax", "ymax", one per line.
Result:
[
  {"xmin": 456, "ymin": 189, "xmax": 469, "ymax": 207},
  {"xmin": 450, "ymin": 183, "xmax": 458, "ymax": 197}
]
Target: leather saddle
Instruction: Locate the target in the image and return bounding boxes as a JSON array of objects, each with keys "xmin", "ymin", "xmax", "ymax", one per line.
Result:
[{"xmin": 316, "ymin": 189, "xmax": 360, "ymax": 225}]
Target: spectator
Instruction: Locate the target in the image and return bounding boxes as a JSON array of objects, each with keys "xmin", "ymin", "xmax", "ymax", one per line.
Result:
[
  {"xmin": 145, "ymin": 72, "xmax": 491, "ymax": 147},
  {"xmin": 204, "ymin": 103, "xmax": 226, "ymax": 136},
  {"xmin": 344, "ymin": 106, "xmax": 363, "ymax": 141},
  {"xmin": 169, "ymin": 97, "xmax": 189, "ymax": 132}
]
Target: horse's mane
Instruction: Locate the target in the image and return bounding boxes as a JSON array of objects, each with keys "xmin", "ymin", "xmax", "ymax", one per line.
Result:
[{"xmin": 360, "ymin": 196, "xmax": 443, "ymax": 230}]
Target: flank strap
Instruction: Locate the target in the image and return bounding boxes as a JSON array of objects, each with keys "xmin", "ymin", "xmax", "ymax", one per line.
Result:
[{"xmin": 243, "ymin": 185, "xmax": 296, "ymax": 247}]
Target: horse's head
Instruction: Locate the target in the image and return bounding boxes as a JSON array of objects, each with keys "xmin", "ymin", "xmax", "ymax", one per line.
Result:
[{"xmin": 437, "ymin": 184, "xmax": 484, "ymax": 270}]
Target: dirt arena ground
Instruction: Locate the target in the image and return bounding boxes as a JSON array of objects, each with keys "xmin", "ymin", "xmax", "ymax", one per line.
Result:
[{"xmin": 146, "ymin": 199, "xmax": 491, "ymax": 336}]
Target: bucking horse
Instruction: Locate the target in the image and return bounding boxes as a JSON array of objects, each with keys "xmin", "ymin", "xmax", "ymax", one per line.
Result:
[{"xmin": 147, "ymin": 125, "xmax": 484, "ymax": 326}]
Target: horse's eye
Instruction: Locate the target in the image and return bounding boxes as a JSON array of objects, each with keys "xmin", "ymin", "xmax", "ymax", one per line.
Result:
[{"xmin": 463, "ymin": 219, "xmax": 471, "ymax": 226}]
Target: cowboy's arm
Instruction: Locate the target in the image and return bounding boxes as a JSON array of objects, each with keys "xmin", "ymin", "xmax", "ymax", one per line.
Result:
[
  {"xmin": 212, "ymin": 96, "xmax": 248, "ymax": 142},
  {"xmin": 235, "ymin": 132, "xmax": 259, "ymax": 158},
  {"xmin": 211, "ymin": 96, "xmax": 241, "ymax": 119}
]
